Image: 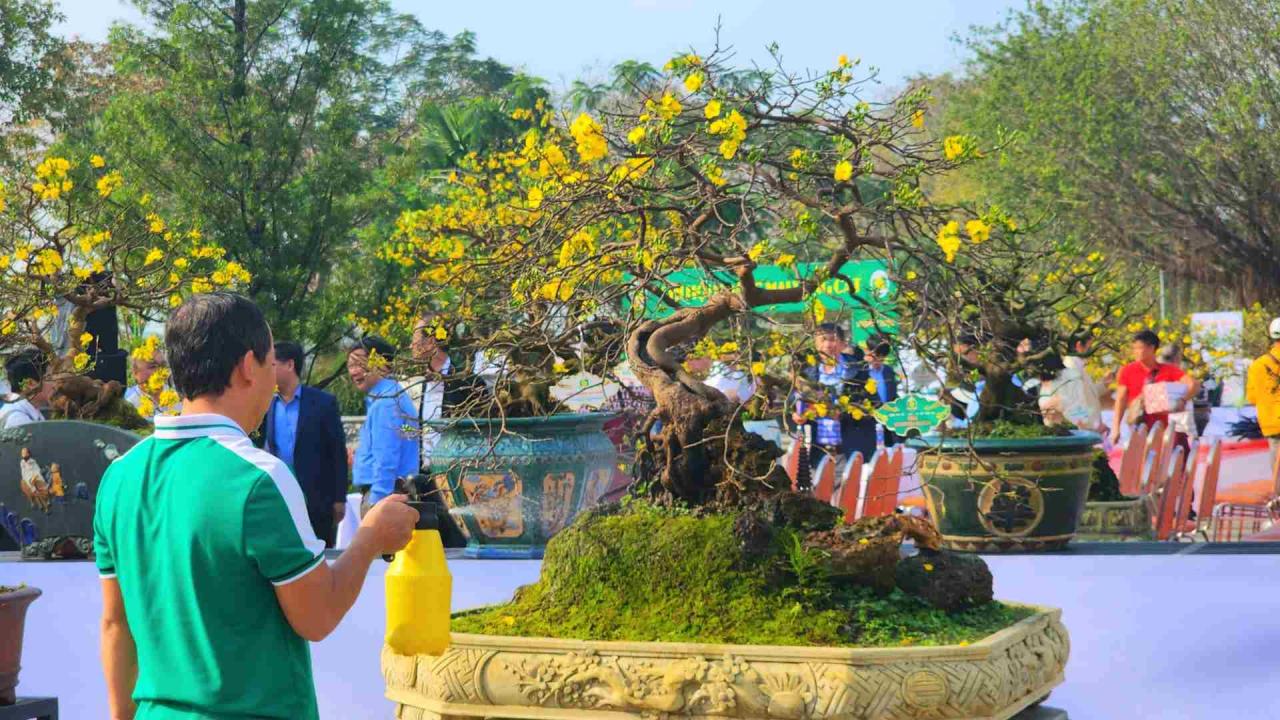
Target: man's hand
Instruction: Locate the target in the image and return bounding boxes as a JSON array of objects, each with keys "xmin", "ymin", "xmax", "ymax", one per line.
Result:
[
  {"xmin": 359, "ymin": 494, "xmax": 418, "ymax": 556},
  {"xmin": 332, "ymin": 502, "xmax": 346, "ymax": 526},
  {"xmin": 1108, "ymin": 426, "xmax": 1122, "ymax": 446},
  {"xmin": 274, "ymin": 495, "xmax": 419, "ymax": 643}
]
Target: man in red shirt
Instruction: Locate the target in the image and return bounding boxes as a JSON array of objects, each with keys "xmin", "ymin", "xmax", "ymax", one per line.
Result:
[{"xmin": 1109, "ymin": 329, "xmax": 1199, "ymax": 449}]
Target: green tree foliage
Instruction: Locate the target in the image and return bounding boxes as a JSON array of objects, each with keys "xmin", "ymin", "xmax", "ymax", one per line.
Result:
[
  {"xmin": 946, "ymin": 0, "xmax": 1280, "ymax": 306},
  {"xmin": 84, "ymin": 1, "xmax": 532, "ymax": 353}
]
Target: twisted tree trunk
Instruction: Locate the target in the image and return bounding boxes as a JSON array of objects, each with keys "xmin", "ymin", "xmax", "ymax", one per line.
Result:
[{"xmin": 627, "ymin": 290, "xmax": 787, "ymax": 506}]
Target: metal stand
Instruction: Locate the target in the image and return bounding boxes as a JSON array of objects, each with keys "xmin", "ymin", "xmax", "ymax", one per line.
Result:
[{"xmin": 0, "ymin": 697, "xmax": 58, "ymax": 720}]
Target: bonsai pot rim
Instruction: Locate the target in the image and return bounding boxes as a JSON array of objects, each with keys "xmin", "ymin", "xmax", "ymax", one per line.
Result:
[
  {"xmin": 907, "ymin": 430, "xmax": 1101, "ymax": 453},
  {"xmin": 425, "ymin": 411, "xmax": 615, "ymax": 433},
  {"xmin": 443, "ymin": 602, "xmax": 1056, "ymax": 659}
]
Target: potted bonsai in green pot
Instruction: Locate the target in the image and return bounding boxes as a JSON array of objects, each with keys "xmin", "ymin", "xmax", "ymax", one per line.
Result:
[
  {"xmin": 896, "ymin": 223, "xmax": 1137, "ymax": 551},
  {"xmin": 0, "ymin": 584, "xmax": 41, "ymax": 705}
]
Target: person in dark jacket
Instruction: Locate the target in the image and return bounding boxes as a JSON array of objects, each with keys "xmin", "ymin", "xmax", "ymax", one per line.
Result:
[
  {"xmin": 262, "ymin": 341, "xmax": 348, "ymax": 547},
  {"xmin": 846, "ymin": 335, "xmax": 901, "ymax": 460}
]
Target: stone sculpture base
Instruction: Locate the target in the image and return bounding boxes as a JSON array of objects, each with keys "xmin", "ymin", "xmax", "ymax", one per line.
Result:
[{"xmin": 383, "ymin": 606, "xmax": 1069, "ymax": 720}]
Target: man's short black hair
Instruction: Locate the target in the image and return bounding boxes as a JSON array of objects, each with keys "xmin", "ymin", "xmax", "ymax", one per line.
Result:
[
  {"xmin": 350, "ymin": 336, "xmax": 396, "ymax": 362},
  {"xmin": 1067, "ymin": 332, "xmax": 1094, "ymax": 353},
  {"xmin": 166, "ymin": 293, "xmax": 272, "ymax": 400},
  {"xmin": 815, "ymin": 322, "xmax": 847, "ymax": 341},
  {"xmin": 865, "ymin": 334, "xmax": 892, "ymax": 358},
  {"xmin": 1132, "ymin": 329, "xmax": 1161, "ymax": 349},
  {"xmin": 4, "ymin": 348, "xmax": 47, "ymax": 393},
  {"xmin": 957, "ymin": 333, "xmax": 980, "ymax": 348},
  {"xmin": 274, "ymin": 341, "xmax": 305, "ymax": 376}
]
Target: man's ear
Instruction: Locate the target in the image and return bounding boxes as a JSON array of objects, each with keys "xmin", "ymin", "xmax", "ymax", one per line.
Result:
[{"xmin": 234, "ymin": 349, "xmax": 258, "ymax": 387}]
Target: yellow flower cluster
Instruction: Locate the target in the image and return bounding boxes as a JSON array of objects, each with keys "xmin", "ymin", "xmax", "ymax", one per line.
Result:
[
  {"xmin": 965, "ymin": 218, "xmax": 991, "ymax": 244},
  {"xmin": 97, "ymin": 171, "xmax": 123, "ymax": 198},
  {"xmin": 936, "ymin": 221, "xmax": 961, "ymax": 263},
  {"xmin": 32, "ymin": 156, "xmax": 73, "ymax": 200},
  {"xmin": 557, "ymin": 229, "xmax": 596, "ymax": 268},
  {"xmin": 32, "ymin": 249, "xmax": 64, "ymax": 276},
  {"xmin": 707, "ymin": 109, "xmax": 746, "ymax": 159},
  {"xmin": 833, "ymin": 160, "xmax": 853, "ymax": 182},
  {"xmin": 132, "ymin": 336, "xmax": 161, "ymax": 363},
  {"xmin": 570, "ymin": 113, "xmax": 608, "ymax": 163}
]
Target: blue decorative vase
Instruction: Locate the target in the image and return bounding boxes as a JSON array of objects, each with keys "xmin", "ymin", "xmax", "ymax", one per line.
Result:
[{"xmin": 427, "ymin": 413, "xmax": 618, "ymax": 559}]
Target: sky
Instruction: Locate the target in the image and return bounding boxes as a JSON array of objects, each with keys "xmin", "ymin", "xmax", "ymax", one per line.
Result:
[{"xmin": 52, "ymin": 0, "xmax": 1024, "ymax": 90}]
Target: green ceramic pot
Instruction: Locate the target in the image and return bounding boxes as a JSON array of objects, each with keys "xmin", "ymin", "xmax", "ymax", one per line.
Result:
[
  {"xmin": 907, "ymin": 432, "xmax": 1100, "ymax": 552},
  {"xmin": 427, "ymin": 413, "xmax": 617, "ymax": 559}
]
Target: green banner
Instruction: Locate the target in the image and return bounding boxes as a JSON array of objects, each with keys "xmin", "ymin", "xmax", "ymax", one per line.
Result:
[{"xmin": 625, "ymin": 260, "xmax": 896, "ymax": 343}]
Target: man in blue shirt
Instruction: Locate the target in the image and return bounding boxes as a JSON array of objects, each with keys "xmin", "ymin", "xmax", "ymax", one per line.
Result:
[
  {"xmin": 347, "ymin": 336, "xmax": 418, "ymax": 512},
  {"xmin": 264, "ymin": 341, "xmax": 348, "ymax": 547}
]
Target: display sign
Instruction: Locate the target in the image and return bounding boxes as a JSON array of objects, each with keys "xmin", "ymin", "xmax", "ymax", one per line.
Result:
[
  {"xmin": 872, "ymin": 394, "xmax": 951, "ymax": 436},
  {"xmin": 624, "ymin": 260, "xmax": 897, "ymax": 344}
]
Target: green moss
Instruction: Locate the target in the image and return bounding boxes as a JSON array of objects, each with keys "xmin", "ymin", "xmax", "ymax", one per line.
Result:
[
  {"xmin": 964, "ymin": 421, "xmax": 1074, "ymax": 439},
  {"xmin": 453, "ymin": 505, "xmax": 1034, "ymax": 648}
]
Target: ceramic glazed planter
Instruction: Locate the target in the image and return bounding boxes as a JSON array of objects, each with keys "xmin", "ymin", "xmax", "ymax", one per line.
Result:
[
  {"xmin": 382, "ymin": 606, "xmax": 1068, "ymax": 720},
  {"xmin": 0, "ymin": 586, "xmax": 41, "ymax": 705},
  {"xmin": 1077, "ymin": 497, "xmax": 1153, "ymax": 541},
  {"xmin": 428, "ymin": 413, "xmax": 617, "ymax": 559},
  {"xmin": 909, "ymin": 433, "xmax": 1099, "ymax": 552}
]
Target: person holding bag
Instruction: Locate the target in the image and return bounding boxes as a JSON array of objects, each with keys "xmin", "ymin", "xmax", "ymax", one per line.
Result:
[{"xmin": 1109, "ymin": 330, "xmax": 1199, "ymax": 453}]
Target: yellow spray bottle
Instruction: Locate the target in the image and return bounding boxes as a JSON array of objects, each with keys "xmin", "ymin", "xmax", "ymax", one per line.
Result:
[{"xmin": 385, "ymin": 501, "xmax": 452, "ymax": 656}]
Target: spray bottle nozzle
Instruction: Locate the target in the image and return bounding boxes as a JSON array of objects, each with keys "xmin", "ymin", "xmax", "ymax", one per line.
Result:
[{"xmin": 383, "ymin": 501, "xmax": 442, "ymax": 562}]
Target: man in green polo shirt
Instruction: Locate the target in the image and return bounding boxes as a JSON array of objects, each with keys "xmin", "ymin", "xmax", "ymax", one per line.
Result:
[{"xmin": 95, "ymin": 293, "xmax": 419, "ymax": 719}]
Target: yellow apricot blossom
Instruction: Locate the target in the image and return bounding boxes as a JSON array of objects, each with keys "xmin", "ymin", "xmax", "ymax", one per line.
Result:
[
  {"xmin": 683, "ymin": 73, "xmax": 705, "ymax": 93},
  {"xmin": 833, "ymin": 160, "xmax": 853, "ymax": 182},
  {"xmin": 90, "ymin": 154, "xmax": 106, "ymax": 168},
  {"xmin": 965, "ymin": 218, "xmax": 991, "ymax": 244},
  {"xmin": 144, "ymin": 248, "xmax": 165, "ymax": 266},
  {"xmin": 569, "ymin": 113, "xmax": 608, "ymax": 163},
  {"xmin": 97, "ymin": 171, "xmax": 123, "ymax": 198},
  {"xmin": 704, "ymin": 99, "xmax": 721, "ymax": 119},
  {"xmin": 657, "ymin": 92, "xmax": 683, "ymax": 121},
  {"xmin": 936, "ymin": 221, "xmax": 961, "ymax": 263},
  {"xmin": 911, "ymin": 109, "xmax": 924, "ymax": 128}
]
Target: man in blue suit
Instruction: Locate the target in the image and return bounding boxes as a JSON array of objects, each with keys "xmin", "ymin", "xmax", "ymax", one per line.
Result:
[{"xmin": 264, "ymin": 341, "xmax": 348, "ymax": 547}]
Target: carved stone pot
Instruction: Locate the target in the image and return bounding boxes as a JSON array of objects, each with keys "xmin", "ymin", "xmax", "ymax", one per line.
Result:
[
  {"xmin": 383, "ymin": 606, "xmax": 1068, "ymax": 720},
  {"xmin": 0, "ymin": 585, "xmax": 41, "ymax": 705}
]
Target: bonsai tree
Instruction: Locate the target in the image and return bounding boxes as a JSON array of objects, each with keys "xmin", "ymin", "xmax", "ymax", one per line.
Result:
[
  {"xmin": 0, "ymin": 151, "xmax": 246, "ymax": 422},
  {"xmin": 374, "ymin": 46, "xmax": 990, "ymax": 506},
  {"xmin": 895, "ymin": 227, "xmax": 1138, "ymax": 430}
]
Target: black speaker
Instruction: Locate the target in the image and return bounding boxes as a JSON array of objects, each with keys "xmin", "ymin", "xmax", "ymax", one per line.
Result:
[{"xmin": 81, "ymin": 274, "xmax": 127, "ymax": 385}]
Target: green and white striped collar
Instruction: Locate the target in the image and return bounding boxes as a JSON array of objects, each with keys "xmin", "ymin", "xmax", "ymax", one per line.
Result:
[{"xmin": 153, "ymin": 413, "xmax": 247, "ymax": 440}]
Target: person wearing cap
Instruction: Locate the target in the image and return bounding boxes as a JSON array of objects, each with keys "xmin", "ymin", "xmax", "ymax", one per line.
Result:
[
  {"xmin": 1246, "ymin": 318, "xmax": 1280, "ymax": 484},
  {"xmin": 95, "ymin": 293, "xmax": 418, "ymax": 720}
]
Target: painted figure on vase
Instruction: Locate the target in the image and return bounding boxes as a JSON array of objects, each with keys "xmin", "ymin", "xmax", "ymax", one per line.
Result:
[{"xmin": 19, "ymin": 447, "xmax": 51, "ymax": 513}]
